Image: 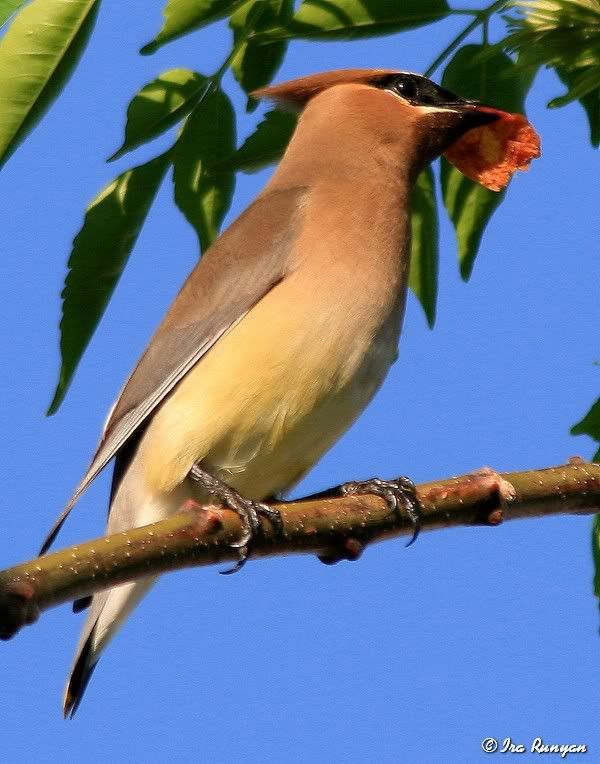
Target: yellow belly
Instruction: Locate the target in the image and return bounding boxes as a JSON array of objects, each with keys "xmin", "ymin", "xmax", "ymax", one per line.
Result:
[{"xmin": 137, "ymin": 273, "xmax": 399, "ymax": 501}]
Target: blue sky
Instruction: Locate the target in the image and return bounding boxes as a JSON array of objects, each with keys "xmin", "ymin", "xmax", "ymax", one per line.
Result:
[{"xmin": 1, "ymin": 2, "xmax": 599, "ymax": 762}]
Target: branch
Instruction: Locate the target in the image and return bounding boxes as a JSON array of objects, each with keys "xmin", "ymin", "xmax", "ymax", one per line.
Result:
[{"xmin": 1, "ymin": 459, "xmax": 598, "ymax": 640}]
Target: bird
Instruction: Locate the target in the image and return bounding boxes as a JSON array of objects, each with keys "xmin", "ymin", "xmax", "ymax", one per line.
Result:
[{"xmin": 40, "ymin": 68, "xmax": 530, "ymax": 717}]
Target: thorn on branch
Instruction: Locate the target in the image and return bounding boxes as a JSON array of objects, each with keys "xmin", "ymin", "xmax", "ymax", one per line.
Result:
[
  {"xmin": 471, "ymin": 467, "xmax": 515, "ymax": 526},
  {"xmin": 180, "ymin": 500, "xmax": 225, "ymax": 536},
  {"xmin": 318, "ymin": 537, "xmax": 365, "ymax": 565}
]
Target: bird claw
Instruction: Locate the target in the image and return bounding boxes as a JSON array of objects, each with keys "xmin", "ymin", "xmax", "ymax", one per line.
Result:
[
  {"xmin": 189, "ymin": 464, "xmax": 284, "ymax": 574},
  {"xmin": 340, "ymin": 476, "xmax": 421, "ymax": 546},
  {"xmin": 219, "ymin": 500, "xmax": 283, "ymax": 575}
]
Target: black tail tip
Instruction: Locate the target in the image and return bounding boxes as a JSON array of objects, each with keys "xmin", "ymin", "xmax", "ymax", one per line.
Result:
[{"xmin": 63, "ymin": 631, "xmax": 98, "ymax": 719}]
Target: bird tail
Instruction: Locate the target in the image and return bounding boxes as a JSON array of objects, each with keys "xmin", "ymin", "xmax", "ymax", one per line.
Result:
[
  {"xmin": 63, "ymin": 444, "xmax": 179, "ymax": 718},
  {"xmin": 63, "ymin": 576, "xmax": 156, "ymax": 718}
]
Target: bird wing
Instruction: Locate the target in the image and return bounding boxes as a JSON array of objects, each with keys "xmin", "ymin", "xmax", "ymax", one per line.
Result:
[{"xmin": 41, "ymin": 186, "xmax": 306, "ymax": 553}]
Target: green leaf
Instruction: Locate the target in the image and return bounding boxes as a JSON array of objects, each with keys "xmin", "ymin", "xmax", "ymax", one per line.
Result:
[
  {"xmin": 141, "ymin": 0, "xmax": 246, "ymax": 54},
  {"xmin": 0, "ymin": 0, "xmax": 26, "ymax": 28},
  {"xmin": 502, "ymin": 0, "xmax": 600, "ymax": 147},
  {"xmin": 230, "ymin": 0, "xmax": 292, "ymax": 110},
  {"xmin": 577, "ymin": 395, "xmax": 600, "ymax": 612},
  {"xmin": 173, "ymin": 87, "xmax": 236, "ymax": 253},
  {"xmin": 109, "ymin": 69, "xmax": 208, "ymax": 161},
  {"xmin": 571, "ymin": 397, "xmax": 600, "ymax": 461},
  {"xmin": 572, "ymin": 388, "xmax": 600, "ymax": 615},
  {"xmin": 592, "ymin": 515, "xmax": 600, "ymax": 601},
  {"xmin": 220, "ymin": 109, "xmax": 295, "ymax": 172},
  {"xmin": 503, "ymin": 0, "xmax": 600, "ymax": 70},
  {"xmin": 0, "ymin": 0, "xmax": 100, "ymax": 169},
  {"xmin": 440, "ymin": 44, "xmax": 529, "ymax": 280},
  {"xmin": 549, "ymin": 65, "xmax": 600, "ymax": 106},
  {"xmin": 441, "ymin": 161, "xmax": 505, "ymax": 281},
  {"xmin": 255, "ymin": 0, "xmax": 449, "ymax": 41},
  {"xmin": 48, "ymin": 153, "xmax": 170, "ymax": 414},
  {"xmin": 557, "ymin": 66, "xmax": 600, "ymax": 147},
  {"xmin": 443, "ymin": 44, "xmax": 527, "ymax": 115},
  {"xmin": 409, "ymin": 168, "xmax": 438, "ymax": 327}
]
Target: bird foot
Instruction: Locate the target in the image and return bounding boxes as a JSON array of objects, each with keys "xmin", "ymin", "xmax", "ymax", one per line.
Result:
[
  {"xmin": 340, "ymin": 476, "xmax": 421, "ymax": 547},
  {"xmin": 189, "ymin": 464, "xmax": 283, "ymax": 574}
]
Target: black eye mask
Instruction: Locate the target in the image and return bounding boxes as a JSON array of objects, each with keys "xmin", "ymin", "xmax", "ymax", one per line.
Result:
[{"xmin": 374, "ymin": 72, "xmax": 473, "ymax": 108}]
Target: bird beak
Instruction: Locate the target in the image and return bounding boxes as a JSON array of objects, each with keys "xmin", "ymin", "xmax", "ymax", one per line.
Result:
[
  {"xmin": 442, "ymin": 99, "xmax": 503, "ymax": 130},
  {"xmin": 412, "ymin": 97, "xmax": 503, "ymax": 170}
]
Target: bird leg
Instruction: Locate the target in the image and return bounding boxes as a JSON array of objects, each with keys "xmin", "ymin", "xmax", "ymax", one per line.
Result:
[
  {"xmin": 307, "ymin": 475, "xmax": 421, "ymax": 563},
  {"xmin": 188, "ymin": 464, "xmax": 283, "ymax": 574}
]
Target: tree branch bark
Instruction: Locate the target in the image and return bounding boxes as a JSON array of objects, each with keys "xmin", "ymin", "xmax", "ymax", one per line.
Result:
[{"xmin": 1, "ymin": 459, "xmax": 598, "ymax": 640}]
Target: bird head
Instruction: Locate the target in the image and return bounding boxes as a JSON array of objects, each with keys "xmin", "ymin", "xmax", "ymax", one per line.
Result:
[{"xmin": 254, "ymin": 69, "xmax": 540, "ymax": 190}]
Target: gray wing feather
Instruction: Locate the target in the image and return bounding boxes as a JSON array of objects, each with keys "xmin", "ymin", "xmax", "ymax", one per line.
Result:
[{"xmin": 40, "ymin": 187, "xmax": 305, "ymax": 553}]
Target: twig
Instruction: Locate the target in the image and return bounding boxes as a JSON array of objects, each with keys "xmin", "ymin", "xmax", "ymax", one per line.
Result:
[
  {"xmin": 425, "ymin": 0, "xmax": 510, "ymax": 77},
  {"xmin": 1, "ymin": 459, "xmax": 598, "ymax": 641}
]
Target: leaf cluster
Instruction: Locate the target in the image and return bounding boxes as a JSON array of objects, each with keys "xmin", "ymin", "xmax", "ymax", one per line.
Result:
[{"xmin": 503, "ymin": 0, "xmax": 600, "ymax": 143}]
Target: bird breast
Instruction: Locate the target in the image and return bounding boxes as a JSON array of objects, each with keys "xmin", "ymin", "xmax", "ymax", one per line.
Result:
[{"xmin": 137, "ymin": 259, "xmax": 404, "ymax": 502}]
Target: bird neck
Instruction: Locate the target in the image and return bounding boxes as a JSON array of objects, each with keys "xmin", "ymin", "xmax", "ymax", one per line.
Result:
[
  {"xmin": 267, "ymin": 120, "xmax": 420, "ymax": 193},
  {"xmin": 265, "ymin": 88, "xmax": 425, "ymax": 195}
]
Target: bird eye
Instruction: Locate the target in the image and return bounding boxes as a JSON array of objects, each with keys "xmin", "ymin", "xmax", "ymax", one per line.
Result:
[{"xmin": 392, "ymin": 75, "xmax": 419, "ymax": 101}]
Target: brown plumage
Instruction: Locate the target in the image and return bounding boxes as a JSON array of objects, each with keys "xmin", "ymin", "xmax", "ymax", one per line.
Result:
[{"xmin": 45, "ymin": 69, "xmax": 516, "ymax": 717}]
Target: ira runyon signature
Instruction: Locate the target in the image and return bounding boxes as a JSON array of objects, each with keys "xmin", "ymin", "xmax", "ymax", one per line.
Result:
[{"xmin": 481, "ymin": 737, "xmax": 587, "ymax": 758}]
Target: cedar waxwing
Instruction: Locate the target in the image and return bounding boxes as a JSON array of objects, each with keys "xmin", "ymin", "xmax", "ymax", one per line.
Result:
[{"xmin": 40, "ymin": 68, "xmax": 538, "ymax": 717}]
